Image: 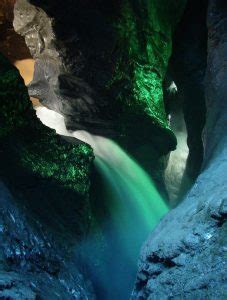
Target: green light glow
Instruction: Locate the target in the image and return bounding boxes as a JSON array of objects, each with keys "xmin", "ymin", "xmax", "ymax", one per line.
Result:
[
  {"xmin": 20, "ymin": 137, "xmax": 93, "ymax": 194},
  {"xmin": 108, "ymin": 0, "xmax": 186, "ymax": 132}
]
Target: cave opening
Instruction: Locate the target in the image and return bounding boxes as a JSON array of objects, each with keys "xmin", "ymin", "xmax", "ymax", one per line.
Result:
[{"xmin": 0, "ymin": 0, "xmax": 39, "ymax": 106}]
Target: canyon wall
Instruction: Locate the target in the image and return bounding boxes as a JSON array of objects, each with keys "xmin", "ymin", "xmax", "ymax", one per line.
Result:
[{"xmin": 133, "ymin": 1, "xmax": 227, "ymax": 298}]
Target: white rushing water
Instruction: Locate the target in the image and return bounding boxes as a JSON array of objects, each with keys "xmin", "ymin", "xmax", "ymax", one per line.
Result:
[{"xmin": 165, "ymin": 105, "xmax": 189, "ymax": 206}]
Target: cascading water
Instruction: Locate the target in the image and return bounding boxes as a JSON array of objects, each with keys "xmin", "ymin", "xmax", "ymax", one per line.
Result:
[
  {"xmin": 164, "ymin": 82, "xmax": 189, "ymax": 206},
  {"xmin": 35, "ymin": 106, "xmax": 169, "ymax": 299}
]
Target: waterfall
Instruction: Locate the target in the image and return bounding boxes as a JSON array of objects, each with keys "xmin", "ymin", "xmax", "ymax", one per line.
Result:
[
  {"xmin": 165, "ymin": 110, "xmax": 189, "ymax": 205},
  {"xmin": 35, "ymin": 106, "xmax": 169, "ymax": 299}
]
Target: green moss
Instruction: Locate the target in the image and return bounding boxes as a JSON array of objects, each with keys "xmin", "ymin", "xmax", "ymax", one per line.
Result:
[{"xmin": 19, "ymin": 128, "xmax": 94, "ymax": 194}]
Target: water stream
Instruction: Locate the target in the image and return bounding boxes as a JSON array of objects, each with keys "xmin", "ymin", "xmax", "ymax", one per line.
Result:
[{"xmin": 35, "ymin": 106, "xmax": 169, "ymax": 299}]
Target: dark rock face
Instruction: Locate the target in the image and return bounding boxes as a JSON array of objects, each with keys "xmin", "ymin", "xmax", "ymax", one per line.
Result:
[
  {"xmin": 0, "ymin": 0, "xmax": 32, "ymax": 63},
  {"xmin": 132, "ymin": 1, "xmax": 227, "ymax": 298},
  {"xmin": 169, "ymin": 0, "xmax": 207, "ymax": 200},
  {"xmin": 0, "ymin": 54, "xmax": 95, "ymax": 299}
]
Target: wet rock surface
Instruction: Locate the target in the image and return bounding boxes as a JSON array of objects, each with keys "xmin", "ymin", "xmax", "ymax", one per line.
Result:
[
  {"xmin": 0, "ymin": 182, "xmax": 95, "ymax": 300},
  {"xmin": 133, "ymin": 158, "xmax": 227, "ymax": 299},
  {"xmin": 133, "ymin": 1, "xmax": 227, "ymax": 298}
]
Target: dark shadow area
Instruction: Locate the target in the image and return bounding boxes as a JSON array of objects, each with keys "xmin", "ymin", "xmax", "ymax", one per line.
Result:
[{"xmin": 166, "ymin": 0, "xmax": 208, "ymax": 204}]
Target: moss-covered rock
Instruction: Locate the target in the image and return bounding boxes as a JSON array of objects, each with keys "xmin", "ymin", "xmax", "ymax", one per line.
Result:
[
  {"xmin": 0, "ymin": 51, "xmax": 95, "ymax": 299},
  {"xmin": 0, "ymin": 53, "xmax": 93, "ymax": 196}
]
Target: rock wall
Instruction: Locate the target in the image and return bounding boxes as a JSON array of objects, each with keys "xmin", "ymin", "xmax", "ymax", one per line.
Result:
[
  {"xmin": 132, "ymin": 0, "xmax": 227, "ymax": 298},
  {"xmin": 0, "ymin": 181, "xmax": 94, "ymax": 299},
  {"xmin": 0, "ymin": 0, "xmax": 31, "ymax": 63},
  {"xmin": 0, "ymin": 53, "xmax": 95, "ymax": 299}
]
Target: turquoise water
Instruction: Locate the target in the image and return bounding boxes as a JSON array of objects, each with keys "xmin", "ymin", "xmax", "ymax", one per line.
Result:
[
  {"xmin": 93, "ymin": 138, "xmax": 168, "ymax": 262},
  {"xmin": 82, "ymin": 137, "xmax": 169, "ymax": 299}
]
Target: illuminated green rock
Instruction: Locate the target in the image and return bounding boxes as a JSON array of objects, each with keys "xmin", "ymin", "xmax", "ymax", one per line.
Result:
[
  {"xmin": 0, "ymin": 53, "xmax": 93, "ymax": 195},
  {"xmin": 110, "ymin": 0, "xmax": 187, "ymax": 133}
]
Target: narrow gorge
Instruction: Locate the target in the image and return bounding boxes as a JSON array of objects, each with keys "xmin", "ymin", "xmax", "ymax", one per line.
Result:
[{"xmin": 0, "ymin": 0, "xmax": 226, "ymax": 299}]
